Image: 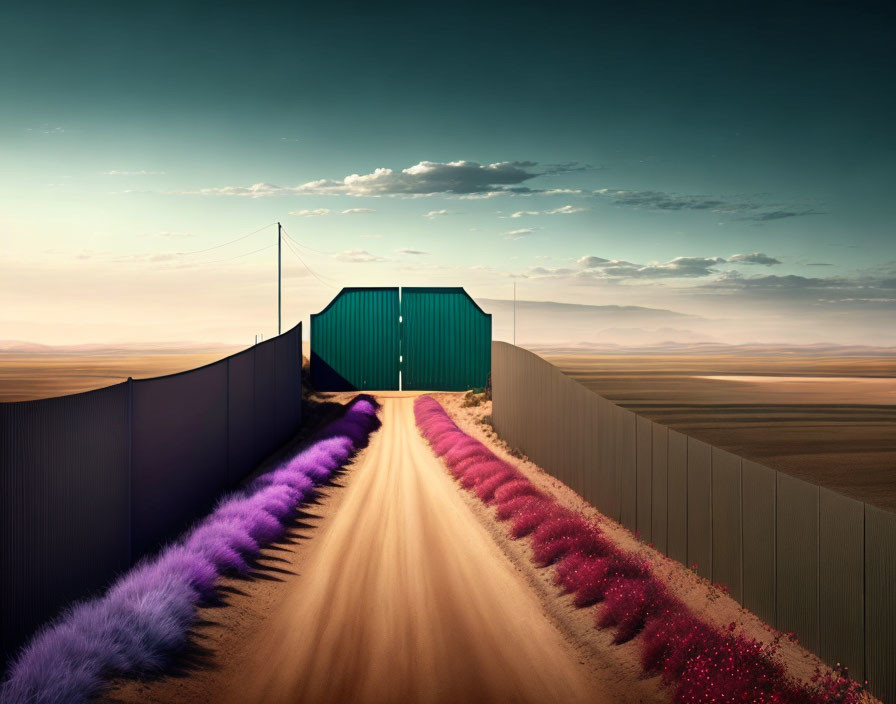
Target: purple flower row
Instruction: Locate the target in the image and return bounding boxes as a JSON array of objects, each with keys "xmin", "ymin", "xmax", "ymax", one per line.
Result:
[{"xmin": 0, "ymin": 395, "xmax": 381, "ymax": 704}]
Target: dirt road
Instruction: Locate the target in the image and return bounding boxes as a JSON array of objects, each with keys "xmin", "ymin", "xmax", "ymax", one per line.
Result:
[{"xmin": 207, "ymin": 395, "xmax": 599, "ymax": 704}]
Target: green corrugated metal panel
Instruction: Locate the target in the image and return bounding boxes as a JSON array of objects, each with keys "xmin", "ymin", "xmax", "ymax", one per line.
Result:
[
  {"xmin": 401, "ymin": 287, "xmax": 491, "ymax": 391},
  {"xmin": 310, "ymin": 287, "xmax": 400, "ymax": 390}
]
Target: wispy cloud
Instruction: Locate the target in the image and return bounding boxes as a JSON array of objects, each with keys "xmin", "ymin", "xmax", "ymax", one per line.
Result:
[
  {"xmin": 593, "ymin": 188, "xmax": 822, "ymax": 222},
  {"xmin": 726, "ymin": 252, "xmax": 782, "ymax": 266},
  {"xmin": 594, "ymin": 188, "xmax": 741, "ymax": 212},
  {"xmin": 505, "ymin": 228, "xmax": 536, "ymax": 239},
  {"xmin": 341, "ymin": 208, "xmax": 376, "ymax": 214},
  {"xmin": 104, "ymin": 170, "xmax": 166, "ymax": 176},
  {"xmin": 529, "ymin": 252, "xmax": 782, "ymax": 282},
  {"xmin": 289, "ymin": 208, "xmax": 331, "ymax": 217},
  {"xmin": 424, "ymin": 209, "xmax": 450, "ymax": 218},
  {"xmin": 736, "ymin": 210, "xmax": 823, "ymax": 222},
  {"xmin": 26, "ymin": 125, "xmax": 66, "ymax": 135},
  {"xmin": 335, "ymin": 249, "xmax": 389, "ymax": 263},
  {"xmin": 508, "ymin": 204, "xmax": 586, "ymax": 218},
  {"xmin": 704, "ymin": 271, "xmax": 844, "ymax": 289},
  {"xmin": 395, "ymin": 248, "xmax": 428, "ymax": 255}
]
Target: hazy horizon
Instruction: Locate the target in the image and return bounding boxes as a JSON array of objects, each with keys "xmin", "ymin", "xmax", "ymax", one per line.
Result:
[
  {"xmin": 4, "ymin": 295, "xmax": 896, "ymax": 353},
  {"xmin": 2, "ymin": 1, "xmax": 893, "ymax": 348}
]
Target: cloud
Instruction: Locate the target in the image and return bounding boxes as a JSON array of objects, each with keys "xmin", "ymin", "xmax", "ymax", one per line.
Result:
[
  {"xmin": 424, "ymin": 209, "xmax": 450, "ymax": 218},
  {"xmin": 508, "ymin": 204, "xmax": 586, "ymax": 218},
  {"xmin": 104, "ymin": 170, "xmax": 166, "ymax": 176},
  {"xmin": 175, "ymin": 160, "xmax": 588, "ymax": 199},
  {"xmin": 577, "ymin": 256, "xmax": 611, "ymax": 268},
  {"xmin": 594, "ymin": 188, "xmax": 738, "ymax": 212},
  {"xmin": 26, "ymin": 125, "xmax": 66, "ymax": 135},
  {"xmin": 395, "ymin": 248, "xmax": 428, "ymax": 255},
  {"xmin": 289, "ymin": 208, "xmax": 331, "ymax": 217},
  {"xmin": 593, "ymin": 188, "xmax": 821, "ymax": 222},
  {"xmin": 627, "ymin": 256, "xmax": 726, "ymax": 278},
  {"xmin": 505, "ymin": 228, "xmax": 536, "ymax": 239},
  {"xmin": 531, "ymin": 254, "xmax": 740, "ymax": 281},
  {"xmin": 726, "ymin": 252, "xmax": 782, "ymax": 266},
  {"xmin": 335, "ymin": 249, "xmax": 388, "ymax": 263},
  {"xmin": 704, "ymin": 271, "xmax": 844, "ymax": 289},
  {"xmin": 737, "ymin": 210, "xmax": 823, "ymax": 222},
  {"xmin": 547, "ymin": 205, "xmax": 586, "ymax": 215},
  {"xmin": 341, "ymin": 208, "xmax": 375, "ymax": 214},
  {"xmin": 153, "ymin": 231, "xmax": 194, "ymax": 238}
]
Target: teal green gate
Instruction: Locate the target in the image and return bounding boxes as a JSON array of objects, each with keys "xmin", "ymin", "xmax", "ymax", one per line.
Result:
[
  {"xmin": 310, "ymin": 287, "xmax": 400, "ymax": 390},
  {"xmin": 310, "ymin": 286, "xmax": 491, "ymax": 391},
  {"xmin": 401, "ymin": 287, "xmax": 491, "ymax": 391}
]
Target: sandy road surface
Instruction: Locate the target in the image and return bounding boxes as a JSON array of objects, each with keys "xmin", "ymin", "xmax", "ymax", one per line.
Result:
[{"xmin": 209, "ymin": 396, "xmax": 599, "ymax": 704}]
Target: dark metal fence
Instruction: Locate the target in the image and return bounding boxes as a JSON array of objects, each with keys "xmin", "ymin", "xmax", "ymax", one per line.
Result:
[
  {"xmin": 0, "ymin": 323, "xmax": 302, "ymax": 669},
  {"xmin": 491, "ymin": 341, "xmax": 896, "ymax": 704}
]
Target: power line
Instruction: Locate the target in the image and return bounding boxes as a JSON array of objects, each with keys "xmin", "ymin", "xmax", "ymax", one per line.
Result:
[
  {"xmin": 198, "ymin": 242, "xmax": 277, "ymax": 265},
  {"xmin": 281, "ymin": 235, "xmax": 339, "ymax": 289},
  {"xmin": 280, "ymin": 227, "xmax": 337, "ymax": 257},
  {"xmin": 175, "ymin": 222, "xmax": 276, "ymax": 256}
]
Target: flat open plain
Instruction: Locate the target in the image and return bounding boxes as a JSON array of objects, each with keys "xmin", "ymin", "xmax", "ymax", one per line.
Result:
[
  {"xmin": 0, "ymin": 352, "xmax": 239, "ymax": 402},
  {"xmin": 544, "ymin": 352, "xmax": 896, "ymax": 511}
]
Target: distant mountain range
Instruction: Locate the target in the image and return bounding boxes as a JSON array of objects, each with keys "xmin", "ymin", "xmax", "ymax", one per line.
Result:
[
  {"xmin": 476, "ymin": 298, "xmax": 896, "ymax": 353},
  {"xmin": 477, "ymin": 298, "xmax": 715, "ymax": 347},
  {"xmin": 477, "ymin": 298, "xmax": 697, "ymax": 320}
]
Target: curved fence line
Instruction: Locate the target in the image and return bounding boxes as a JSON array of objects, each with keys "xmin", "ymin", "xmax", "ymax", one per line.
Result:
[
  {"xmin": 0, "ymin": 324, "xmax": 302, "ymax": 672},
  {"xmin": 490, "ymin": 341, "xmax": 896, "ymax": 704},
  {"xmin": 0, "ymin": 395, "xmax": 379, "ymax": 704}
]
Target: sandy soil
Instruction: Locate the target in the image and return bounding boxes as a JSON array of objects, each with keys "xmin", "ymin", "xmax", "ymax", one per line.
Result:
[
  {"xmin": 104, "ymin": 394, "xmax": 638, "ymax": 704},
  {"xmin": 545, "ymin": 353, "xmax": 896, "ymax": 511},
  {"xmin": 437, "ymin": 394, "xmax": 880, "ymax": 704},
  {"xmin": 0, "ymin": 353, "xmax": 239, "ymax": 401}
]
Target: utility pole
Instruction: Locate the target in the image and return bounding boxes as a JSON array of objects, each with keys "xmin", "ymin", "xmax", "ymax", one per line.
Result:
[
  {"xmin": 277, "ymin": 222, "xmax": 282, "ymax": 336},
  {"xmin": 513, "ymin": 281, "xmax": 516, "ymax": 346}
]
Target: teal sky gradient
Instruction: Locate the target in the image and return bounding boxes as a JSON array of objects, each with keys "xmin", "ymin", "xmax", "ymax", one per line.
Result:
[{"xmin": 1, "ymin": 1, "xmax": 894, "ymax": 345}]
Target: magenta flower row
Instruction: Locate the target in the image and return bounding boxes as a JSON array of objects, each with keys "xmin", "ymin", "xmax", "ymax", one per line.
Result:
[{"xmin": 414, "ymin": 396, "xmax": 862, "ymax": 704}]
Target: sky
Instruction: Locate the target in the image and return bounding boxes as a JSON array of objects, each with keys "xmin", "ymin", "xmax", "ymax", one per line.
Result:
[{"xmin": 1, "ymin": 0, "xmax": 894, "ymax": 347}]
